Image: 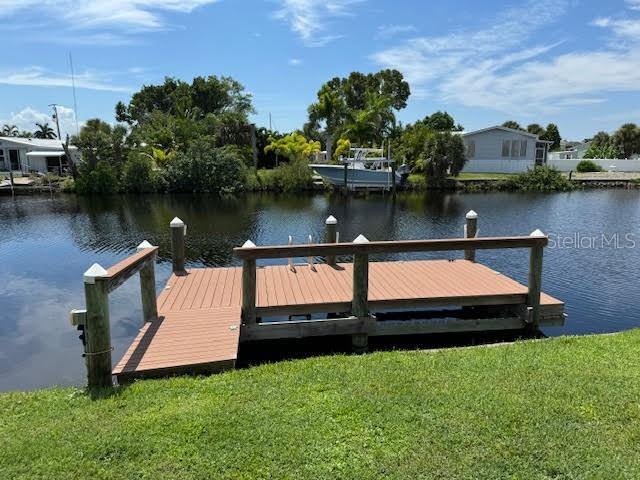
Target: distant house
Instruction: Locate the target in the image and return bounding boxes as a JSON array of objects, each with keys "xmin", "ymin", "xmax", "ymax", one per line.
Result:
[
  {"xmin": 0, "ymin": 137, "xmax": 80, "ymax": 175},
  {"xmin": 459, "ymin": 126, "xmax": 552, "ymax": 173},
  {"xmin": 548, "ymin": 141, "xmax": 591, "ymax": 160}
]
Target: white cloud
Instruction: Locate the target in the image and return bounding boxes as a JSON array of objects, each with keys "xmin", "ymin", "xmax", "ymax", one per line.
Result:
[
  {"xmin": 375, "ymin": 24, "xmax": 416, "ymax": 39},
  {"xmin": 0, "ymin": 0, "xmax": 219, "ymax": 35},
  {"xmin": 372, "ymin": 0, "xmax": 640, "ymax": 116},
  {"xmin": 289, "ymin": 58, "xmax": 302, "ymax": 65},
  {"xmin": 1, "ymin": 106, "xmax": 83, "ymax": 139},
  {"xmin": 628, "ymin": 0, "xmax": 640, "ymax": 11},
  {"xmin": 274, "ymin": 0, "xmax": 364, "ymax": 47},
  {"xmin": 0, "ymin": 66, "xmax": 131, "ymax": 92},
  {"xmin": 592, "ymin": 16, "xmax": 640, "ymax": 42}
]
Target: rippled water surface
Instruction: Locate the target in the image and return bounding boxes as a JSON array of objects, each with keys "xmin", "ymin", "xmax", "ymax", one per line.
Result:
[{"xmin": 1, "ymin": 190, "xmax": 639, "ymax": 391}]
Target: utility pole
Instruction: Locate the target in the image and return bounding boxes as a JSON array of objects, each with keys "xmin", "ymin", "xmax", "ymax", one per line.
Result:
[
  {"xmin": 49, "ymin": 104, "xmax": 62, "ymax": 139},
  {"xmin": 49, "ymin": 104, "xmax": 64, "ymax": 175}
]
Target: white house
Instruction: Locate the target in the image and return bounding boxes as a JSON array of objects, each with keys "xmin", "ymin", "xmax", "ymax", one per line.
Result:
[
  {"xmin": 0, "ymin": 137, "xmax": 80, "ymax": 175},
  {"xmin": 460, "ymin": 126, "xmax": 552, "ymax": 173}
]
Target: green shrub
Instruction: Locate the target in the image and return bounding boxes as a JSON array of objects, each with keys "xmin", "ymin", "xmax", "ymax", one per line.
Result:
[
  {"xmin": 273, "ymin": 159, "xmax": 313, "ymax": 192},
  {"xmin": 75, "ymin": 161, "xmax": 120, "ymax": 194},
  {"xmin": 254, "ymin": 160, "xmax": 313, "ymax": 192},
  {"xmin": 576, "ymin": 160, "xmax": 603, "ymax": 173},
  {"xmin": 122, "ymin": 153, "xmax": 162, "ymax": 193},
  {"xmin": 166, "ymin": 140, "xmax": 247, "ymax": 194},
  {"xmin": 60, "ymin": 177, "xmax": 75, "ymax": 193},
  {"xmin": 506, "ymin": 166, "xmax": 573, "ymax": 192}
]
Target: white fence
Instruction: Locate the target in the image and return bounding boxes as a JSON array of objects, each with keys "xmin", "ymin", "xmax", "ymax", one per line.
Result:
[
  {"xmin": 547, "ymin": 159, "xmax": 640, "ymax": 172},
  {"xmin": 463, "ymin": 158, "xmax": 640, "ymax": 173}
]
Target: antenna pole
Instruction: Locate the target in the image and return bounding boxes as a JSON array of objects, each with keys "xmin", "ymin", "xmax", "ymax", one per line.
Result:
[{"xmin": 69, "ymin": 52, "xmax": 80, "ymax": 136}]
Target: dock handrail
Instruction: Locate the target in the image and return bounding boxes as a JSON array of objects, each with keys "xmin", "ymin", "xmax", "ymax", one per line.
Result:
[
  {"xmin": 73, "ymin": 240, "xmax": 159, "ymax": 389},
  {"xmin": 233, "ymin": 235, "xmax": 547, "ymax": 260},
  {"xmin": 235, "ymin": 221, "xmax": 547, "ymax": 343}
]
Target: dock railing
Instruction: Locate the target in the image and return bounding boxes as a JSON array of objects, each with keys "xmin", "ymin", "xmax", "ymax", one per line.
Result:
[
  {"xmin": 234, "ymin": 224, "xmax": 547, "ymax": 336},
  {"xmin": 71, "ymin": 241, "xmax": 158, "ymax": 389}
]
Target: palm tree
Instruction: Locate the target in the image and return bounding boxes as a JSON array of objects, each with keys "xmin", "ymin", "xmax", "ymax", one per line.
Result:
[
  {"xmin": 33, "ymin": 122, "xmax": 57, "ymax": 139},
  {"xmin": 2, "ymin": 124, "xmax": 18, "ymax": 136}
]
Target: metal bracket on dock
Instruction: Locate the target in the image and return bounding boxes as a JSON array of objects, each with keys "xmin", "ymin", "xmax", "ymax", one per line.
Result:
[{"xmin": 69, "ymin": 308, "xmax": 87, "ymax": 326}]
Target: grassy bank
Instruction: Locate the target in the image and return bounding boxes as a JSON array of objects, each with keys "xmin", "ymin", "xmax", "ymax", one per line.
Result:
[{"xmin": 2, "ymin": 330, "xmax": 640, "ymax": 479}]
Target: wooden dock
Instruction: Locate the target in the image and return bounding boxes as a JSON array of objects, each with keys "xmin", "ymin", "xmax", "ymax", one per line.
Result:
[{"xmin": 71, "ymin": 213, "xmax": 565, "ymax": 388}]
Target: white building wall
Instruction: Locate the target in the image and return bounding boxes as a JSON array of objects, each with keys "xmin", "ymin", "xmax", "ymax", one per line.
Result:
[{"xmin": 462, "ymin": 129, "xmax": 537, "ymax": 173}]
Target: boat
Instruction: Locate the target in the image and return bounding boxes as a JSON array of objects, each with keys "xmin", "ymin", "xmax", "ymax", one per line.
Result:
[{"xmin": 309, "ymin": 148, "xmax": 409, "ymax": 190}]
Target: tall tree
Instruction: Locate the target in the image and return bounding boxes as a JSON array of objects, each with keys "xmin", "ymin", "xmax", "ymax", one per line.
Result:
[
  {"xmin": 306, "ymin": 85, "xmax": 347, "ymax": 160},
  {"xmin": 73, "ymin": 119, "xmax": 128, "ymax": 171},
  {"xmin": 502, "ymin": 121, "xmax": 523, "ymax": 131},
  {"xmin": 424, "ymin": 111, "xmax": 457, "ymax": 131},
  {"xmin": 541, "ymin": 123, "xmax": 561, "ymax": 150},
  {"xmin": 33, "ymin": 123, "xmax": 57, "ymax": 139},
  {"xmin": 591, "ymin": 131, "xmax": 611, "ymax": 147},
  {"xmin": 423, "ymin": 132, "xmax": 467, "ymax": 183},
  {"xmin": 2, "ymin": 124, "xmax": 18, "ymax": 136},
  {"xmin": 306, "ymin": 69, "xmax": 409, "ymax": 152},
  {"xmin": 612, "ymin": 123, "xmax": 640, "ymax": 158},
  {"xmin": 526, "ymin": 123, "xmax": 545, "ymax": 136},
  {"xmin": 116, "ymin": 75, "xmax": 253, "ymax": 126}
]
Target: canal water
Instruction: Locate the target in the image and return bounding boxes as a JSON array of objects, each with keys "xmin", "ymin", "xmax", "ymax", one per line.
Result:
[{"xmin": 1, "ymin": 190, "xmax": 638, "ymax": 391}]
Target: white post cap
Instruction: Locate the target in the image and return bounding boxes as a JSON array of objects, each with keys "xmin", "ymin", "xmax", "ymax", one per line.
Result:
[
  {"xmin": 84, "ymin": 263, "xmax": 108, "ymax": 284},
  {"xmin": 530, "ymin": 229, "xmax": 546, "ymax": 237},
  {"xmin": 466, "ymin": 210, "xmax": 478, "ymax": 220},
  {"xmin": 170, "ymin": 217, "xmax": 184, "ymax": 228},
  {"xmin": 242, "ymin": 240, "xmax": 256, "ymax": 248},
  {"xmin": 136, "ymin": 240, "xmax": 154, "ymax": 251},
  {"xmin": 325, "ymin": 215, "xmax": 338, "ymax": 225},
  {"xmin": 353, "ymin": 234, "xmax": 369, "ymax": 244}
]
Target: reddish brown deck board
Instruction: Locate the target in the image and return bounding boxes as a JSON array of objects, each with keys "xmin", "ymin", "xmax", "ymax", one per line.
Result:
[{"xmin": 114, "ymin": 259, "xmax": 564, "ymax": 380}]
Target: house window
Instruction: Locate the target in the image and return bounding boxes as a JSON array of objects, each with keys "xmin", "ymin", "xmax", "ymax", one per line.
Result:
[
  {"xmin": 502, "ymin": 140, "xmax": 510, "ymax": 157},
  {"xmin": 520, "ymin": 140, "xmax": 527, "ymax": 157},
  {"xmin": 466, "ymin": 140, "xmax": 475, "ymax": 158},
  {"xmin": 511, "ymin": 140, "xmax": 519, "ymax": 157}
]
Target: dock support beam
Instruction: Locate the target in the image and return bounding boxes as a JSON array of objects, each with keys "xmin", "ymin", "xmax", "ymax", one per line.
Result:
[
  {"xmin": 170, "ymin": 217, "xmax": 186, "ymax": 274},
  {"xmin": 325, "ymin": 215, "xmax": 338, "ymax": 266},
  {"xmin": 137, "ymin": 240, "xmax": 158, "ymax": 323},
  {"xmin": 83, "ymin": 263, "xmax": 112, "ymax": 389},
  {"xmin": 464, "ymin": 210, "xmax": 478, "ymax": 262},
  {"xmin": 351, "ymin": 234, "xmax": 370, "ymax": 352},
  {"xmin": 241, "ymin": 240, "xmax": 257, "ymax": 325},
  {"xmin": 343, "ymin": 163, "xmax": 348, "ymax": 194},
  {"xmin": 391, "ymin": 162, "xmax": 397, "ymax": 195},
  {"xmin": 527, "ymin": 229, "xmax": 545, "ymax": 330}
]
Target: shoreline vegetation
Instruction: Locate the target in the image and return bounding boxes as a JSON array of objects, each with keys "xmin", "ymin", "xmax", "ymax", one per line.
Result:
[
  {"xmin": 2, "ymin": 330, "xmax": 639, "ymax": 478},
  {"xmin": 2, "ymin": 167, "xmax": 639, "ymax": 196},
  {"xmin": 4, "ymin": 71, "xmax": 639, "ymax": 197}
]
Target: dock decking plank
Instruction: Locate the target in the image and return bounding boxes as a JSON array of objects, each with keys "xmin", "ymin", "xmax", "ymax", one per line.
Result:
[{"xmin": 113, "ymin": 259, "xmax": 564, "ymax": 381}]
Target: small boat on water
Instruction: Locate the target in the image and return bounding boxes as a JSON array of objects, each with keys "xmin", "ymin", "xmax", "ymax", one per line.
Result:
[{"xmin": 309, "ymin": 147, "xmax": 409, "ymax": 190}]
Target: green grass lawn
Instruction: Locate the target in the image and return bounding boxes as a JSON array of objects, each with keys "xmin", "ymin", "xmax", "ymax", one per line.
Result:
[{"xmin": 2, "ymin": 331, "xmax": 640, "ymax": 479}]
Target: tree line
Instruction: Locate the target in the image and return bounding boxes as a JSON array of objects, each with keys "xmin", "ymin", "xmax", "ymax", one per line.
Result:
[{"xmin": 2, "ymin": 123, "xmax": 58, "ymax": 139}]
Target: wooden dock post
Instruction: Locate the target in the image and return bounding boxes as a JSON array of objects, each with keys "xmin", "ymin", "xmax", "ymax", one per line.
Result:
[
  {"xmin": 527, "ymin": 229, "xmax": 545, "ymax": 329},
  {"xmin": 137, "ymin": 240, "xmax": 158, "ymax": 323},
  {"xmin": 83, "ymin": 263, "xmax": 112, "ymax": 389},
  {"xmin": 352, "ymin": 234, "xmax": 370, "ymax": 352},
  {"xmin": 464, "ymin": 210, "xmax": 478, "ymax": 262},
  {"xmin": 170, "ymin": 217, "xmax": 186, "ymax": 273},
  {"xmin": 391, "ymin": 162, "xmax": 397, "ymax": 195},
  {"xmin": 241, "ymin": 240, "xmax": 257, "ymax": 324},
  {"xmin": 343, "ymin": 163, "xmax": 348, "ymax": 194},
  {"xmin": 325, "ymin": 215, "xmax": 338, "ymax": 266}
]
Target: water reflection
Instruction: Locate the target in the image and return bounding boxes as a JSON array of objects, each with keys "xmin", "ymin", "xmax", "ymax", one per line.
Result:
[{"xmin": 0, "ymin": 190, "xmax": 639, "ymax": 391}]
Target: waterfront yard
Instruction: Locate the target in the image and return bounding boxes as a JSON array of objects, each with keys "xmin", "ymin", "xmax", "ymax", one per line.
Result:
[{"xmin": 2, "ymin": 330, "xmax": 639, "ymax": 479}]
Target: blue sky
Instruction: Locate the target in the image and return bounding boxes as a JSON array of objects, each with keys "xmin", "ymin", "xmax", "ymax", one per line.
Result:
[{"xmin": 1, "ymin": 0, "xmax": 639, "ymax": 140}]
